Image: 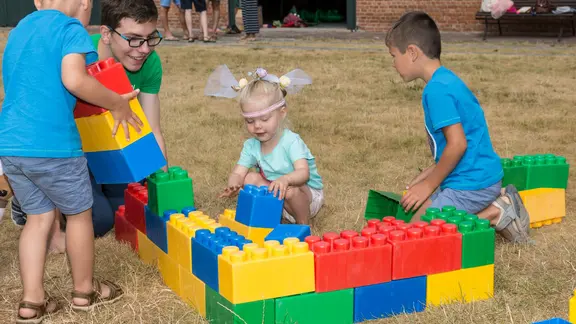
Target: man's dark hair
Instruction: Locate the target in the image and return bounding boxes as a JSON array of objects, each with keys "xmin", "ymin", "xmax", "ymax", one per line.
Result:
[
  {"xmin": 101, "ymin": 0, "xmax": 159, "ymax": 30},
  {"xmin": 385, "ymin": 11, "xmax": 441, "ymax": 59}
]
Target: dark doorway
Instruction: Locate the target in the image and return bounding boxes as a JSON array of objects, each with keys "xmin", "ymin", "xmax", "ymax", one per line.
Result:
[{"xmin": 0, "ymin": 0, "xmax": 102, "ymax": 27}]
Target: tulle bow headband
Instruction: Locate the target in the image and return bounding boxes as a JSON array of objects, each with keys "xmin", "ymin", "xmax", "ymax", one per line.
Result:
[{"xmin": 204, "ymin": 65, "xmax": 312, "ymax": 118}]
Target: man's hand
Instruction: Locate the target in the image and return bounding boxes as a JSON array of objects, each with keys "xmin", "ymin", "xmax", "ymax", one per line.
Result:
[
  {"xmin": 218, "ymin": 185, "xmax": 242, "ymax": 198},
  {"xmin": 400, "ymin": 179, "xmax": 435, "ymax": 213},
  {"xmin": 268, "ymin": 175, "xmax": 290, "ymax": 200},
  {"xmin": 110, "ymin": 90, "xmax": 144, "ymax": 141}
]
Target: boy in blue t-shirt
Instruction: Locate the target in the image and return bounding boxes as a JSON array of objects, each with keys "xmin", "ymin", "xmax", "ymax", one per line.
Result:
[
  {"xmin": 0, "ymin": 1, "xmax": 142, "ymax": 322},
  {"xmin": 384, "ymin": 11, "xmax": 531, "ymax": 243}
]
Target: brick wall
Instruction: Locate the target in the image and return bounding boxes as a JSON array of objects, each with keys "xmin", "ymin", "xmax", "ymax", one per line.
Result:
[
  {"xmin": 356, "ymin": 0, "xmax": 483, "ymax": 32},
  {"xmin": 154, "ymin": 0, "xmax": 230, "ymax": 34}
]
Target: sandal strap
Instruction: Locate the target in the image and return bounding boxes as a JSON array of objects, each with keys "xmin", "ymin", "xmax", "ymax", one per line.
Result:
[
  {"xmin": 18, "ymin": 300, "xmax": 45, "ymax": 313},
  {"xmin": 18, "ymin": 297, "xmax": 60, "ymax": 320},
  {"xmin": 99, "ymin": 279, "xmax": 123, "ymax": 300},
  {"xmin": 71, "ymin": 278, "xmax": 124, "ymax": 305}
]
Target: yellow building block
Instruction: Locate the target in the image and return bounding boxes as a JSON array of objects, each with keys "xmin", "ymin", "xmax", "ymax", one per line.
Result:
[
  {"xmin": 219, "ymin": 209, "xmax": 273, "ymax": 246},
  {"xmin": 158, "ymin": 251, "xmax": 181, "ymax": 296},
  {"xmin": 179, "ymin": 266, "xmax": 206, "ymax": 317},
  {"xmin": 76, "ymin": 98, "xmax": 152, "ymax": 153},
  {"xmin": 519, "ymin": 188, "xmax": 565, "ymax": 228},
  {"xmin": 427, "ymin": 264, "xmax": 494, "ymax": 306},
  {"xmin": 218, "ymin": 237, "xmax": 315, "ymax": 304},
  {"xmin": 137, "ymin": 230, "xmax": 159, "ymax": 266},
  {"xmin": 167, "ymin": 213, "xmax": 205, "ymax": 272}
]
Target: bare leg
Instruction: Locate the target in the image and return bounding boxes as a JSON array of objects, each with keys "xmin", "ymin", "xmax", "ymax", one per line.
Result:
[
  {"xmin": 211, "ymin": 1, "xmax": 221, "ymax": 34},
  {"xmin": 178, "ymin": 9, "xmax": 189, "ymax": 38},
  {"xmin": 160, "ymin": 7, "xmax": 177, "ymax": 39},
  {"xmin": 283, "ymin": 186, "xmax": 313, "ymax": 224},
  {"xmin": 185, "ymin": 9, "xmax": 194, "ymax": 40},
  {"xmin": 18, "ymin": 210, "xmax": 56, "ymax": 318},
  {"xmin": 200, "ymin": 11, "xmax": 209, "ymax": 39},
  {"xmin": 66, "ymin": 208, "xmax": 112, "ymax": 306}
]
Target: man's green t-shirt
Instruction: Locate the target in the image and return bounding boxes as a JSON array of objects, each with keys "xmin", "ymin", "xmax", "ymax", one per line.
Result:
[{"xmin": 91, "ymin": 34, "xmax": 162, "ymax": 94}]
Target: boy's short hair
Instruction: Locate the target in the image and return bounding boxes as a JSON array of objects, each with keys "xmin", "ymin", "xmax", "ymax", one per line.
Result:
[
  {"xmin": 385, "ymin": 11, "xmax": 441, "ymax": 59},
  {"xmin": 102, "ymin": 0, "xmax": 158, "ymax": 29}
]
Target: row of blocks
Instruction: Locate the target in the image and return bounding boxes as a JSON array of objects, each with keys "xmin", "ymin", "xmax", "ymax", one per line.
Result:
[{"xmin": 74, "ymin": 58, "xmax": 166, "ymax": 184}]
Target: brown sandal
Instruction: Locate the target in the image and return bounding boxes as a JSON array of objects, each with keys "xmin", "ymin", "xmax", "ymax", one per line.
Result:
[
  {"xmin": 70, "ymin": 278, "xmax": 124, "ymax": 312},
  {"xmin": 16, "ymin": 297, "xmax": 61, "ymax": 324}
]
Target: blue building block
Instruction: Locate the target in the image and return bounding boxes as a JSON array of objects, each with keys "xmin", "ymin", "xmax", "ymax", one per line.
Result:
[
  {"xmin": 85, "ymin": 132, "xmax": 167, "ymax": 185},
  {"xmin": 265, "ymin": 224, "xmax": 311, "ymax": 242},
  {"xmin": 236, "ymin": 184, "xmax": 284, "ymax": 228},
  {"xmin": 533, "ymin": 319, "xmax": 571, "ymax": 324},
  {"xmin": 145, "ymin": 206, "xmax": 176, "ymax": 254},
  {"xmin": 181, "ymin": 206, "xmax": 196, "ymax": 216},
  {"xmin": 191, "ymin": 227, "xmax": 252, "ymax": 293},
  {"xmin": 353, "ymin": 276, "xmax": 426, "ymax": 323}
]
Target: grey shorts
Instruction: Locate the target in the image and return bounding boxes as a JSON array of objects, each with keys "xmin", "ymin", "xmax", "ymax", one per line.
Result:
[
  {"xmin": 0, "ymin": 156, "xmax": 93, "ymax": 215},
  {"xmin": 429, "ymin": 180, "xmax": 502, "ymax": 214}
]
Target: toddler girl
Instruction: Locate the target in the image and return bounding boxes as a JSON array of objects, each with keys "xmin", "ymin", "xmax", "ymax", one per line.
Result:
[{"xmin": 206, "ymin": 66, "xmax": 323, "ymax": 224}]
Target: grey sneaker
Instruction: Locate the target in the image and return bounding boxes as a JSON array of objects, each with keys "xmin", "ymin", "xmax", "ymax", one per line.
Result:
[
  {"xmin": 504, "ymin": 184, "xmax": 530, "ymax": 234},
  {"xmin": 494, "ymin": 194, "xmax": 533, "ymax": 244}
]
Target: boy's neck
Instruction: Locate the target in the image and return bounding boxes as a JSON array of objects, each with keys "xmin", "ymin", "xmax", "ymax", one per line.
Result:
[
  {"xmin": 39, "ymin": 1, "xmax": 75, "ymax": 17},
  {"xmin": 420, "ymin": 59, "xmax": 442, "ymax": 83}
]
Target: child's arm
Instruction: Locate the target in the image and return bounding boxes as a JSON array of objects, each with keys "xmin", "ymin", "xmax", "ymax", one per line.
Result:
[
  {"xmin": 407, "ymin": 165, "xmax": 436, "ymax": 189},
  {"xmin": 269, "ymin": 159, "xmax": 310, "ymax": 200},
  {"xmin": 219, "ymin": 164, "xmax": 250, "ymax": 198},
  {"xmin": 401, "ymin": 123, "xmax": 467, "ymax": 212},
  {"xmin": 61, "ymin": 53, "xmax": 143, "ymax": 141}
]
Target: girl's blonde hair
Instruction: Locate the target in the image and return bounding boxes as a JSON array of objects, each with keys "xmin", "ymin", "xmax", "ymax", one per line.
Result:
[{"xmin": 237, "ymin": 79, "xmax": 287, "ymax": 111}]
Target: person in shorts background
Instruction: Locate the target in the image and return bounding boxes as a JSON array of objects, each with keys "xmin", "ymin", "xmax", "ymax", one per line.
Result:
[{"xmin": 159, "ymin": 0, "xmax": 188, "ymax": 40}]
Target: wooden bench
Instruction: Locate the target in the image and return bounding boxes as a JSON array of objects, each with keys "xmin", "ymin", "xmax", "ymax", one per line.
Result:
[{"xmin": 475, "ymin": 0, "xmax": 576, "ymax": 41}]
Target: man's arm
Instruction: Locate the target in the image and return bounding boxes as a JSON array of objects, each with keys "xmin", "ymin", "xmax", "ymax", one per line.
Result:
[{"xmin": 139, "ymin": 92, "xmax": 168, "ymax": 170}]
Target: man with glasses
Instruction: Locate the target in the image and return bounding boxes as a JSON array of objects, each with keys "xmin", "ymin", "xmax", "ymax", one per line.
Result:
[{"xmin": 10, "ymin": 0, "xmax": 170, "ymax": 249}]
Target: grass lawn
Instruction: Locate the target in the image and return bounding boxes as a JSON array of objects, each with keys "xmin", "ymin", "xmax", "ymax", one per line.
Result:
[{"xmin": 1, "ymin": 38, "xmax": 576, "ymax": 323}]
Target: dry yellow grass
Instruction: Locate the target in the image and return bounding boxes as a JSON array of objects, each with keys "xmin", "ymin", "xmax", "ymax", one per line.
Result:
[{"xmin": 1, "ymin": 38, "xmax": 576, "ymax": 324}]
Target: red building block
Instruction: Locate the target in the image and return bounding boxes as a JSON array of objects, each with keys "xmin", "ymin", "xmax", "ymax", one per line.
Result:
[
  {"xmin": 305, "ymin": 229, "xmax": 392, "ymax": 293},
  {"xmin": 114, "ymin": 205, "xmax": 139, "ymax": 251},
  {"xmin": 124, "ymin": 183, "xmax": 148, "ymax": 233},
  {"xmin": 74, "ymin": 58, "xmax": 134, "ymax": 118},
  {"xmin": 365, "ymin": 217, "xmax": 462, "ymax": 280}
]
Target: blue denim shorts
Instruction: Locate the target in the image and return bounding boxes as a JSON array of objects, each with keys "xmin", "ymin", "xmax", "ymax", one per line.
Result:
[
  {"xmin": 429, "ymin": 180, "xmax": 502, "ymax": 214},
  {"xmin": 1, "ymin": 156, "xmax": 93, "ymax": 215},
  {"xmin": 160, "ymin": 0, "xmax": 181, "ymax": 7}
]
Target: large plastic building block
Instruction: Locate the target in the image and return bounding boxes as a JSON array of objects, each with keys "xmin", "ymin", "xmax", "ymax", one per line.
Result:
[
  {"xmin": 206, "ymin": 286, "xmax": 274, "ymax": 324},
  {"xmin": 74, "ymin": 58, "xmax": 134, "ymax": 118},
  {"xmin": 533, "ymin": 319, "xmax": 571, "ymax": 324},
  {"xmin": 519, "ymin": 188, "xmax": 566, "ymax": 228},
  {"xmin": 364, "ymin": 190, "xmax": 415, "ymax": 222},
  {"xmin": 275, "ymin": 289, "xmax": 354, "ymax": 324},
  {"xmin": 166, "ymin": 213, "xmax": 192, "ymax": 270},
  {"xmin": 501, "ymin": 157, "xmax": 528, "ymax": 190},
  {"xmin": 124, "ymin": 183, "xmax": 148, "ymax": 233},
  {"xmin": 158, "ymin": 250, "xmax": 181, "ymax": 296},
  {"xmin": 305, "ymin": 229, "xmax": 392, "ymax": 292},
  {"xmin": 145, "ymin": 206, "xmax": 176, "ymax": 254},
  {"xmin": 235, "ymin": 184, "xmax": 284, "ymax": 228},
  {"xmin": 265, "ymin": 224, "xmax": 311, "ymax": 242},
  {"xmin": 570, "ymin": 289, "xmax": 576, "ymax": 324},
  {"xmin": 85, "ymin": 132, "xmax": 166, "ymax": 184},
  {"xmin": 422, "ymin": 210, "xmax": 495, "ymax": 269},
  {"xmin": 219, "ymin": 209, "xmax": 273, "ymax": 246},
  {"xmin": 114, "ymin": 205, "xmax": 138, "ymax": 252},
  {"xmin": 366, "ymin": 216, "xmax": 462, "ymax": 280},
  {"xmin": 218, "ymin": 237, "xmax": 315, "ymax": 304},
  {"xmin": 148, "ymin": 167, "xmax": 194, "ymax": 216},
  {"xmin": 524, "ymin": 154, "xmax": 569, "ymax": 190},
  {"xmin": 427, "ymin": 264, "xmax": 494, "ymax": 306},
  {"xmin": 137, "ymin": 230, "xmax": 160, "ymax": 266},
  {"xmin": 192, "ymin": 228, "xmax": 251, "ymax": 293},
  {"xmin": 353, "ymin": 276, "xmax": 426, "ymax": 322},
  {"xmin": 76, "ymin": 98, "xmax": 152, "ymax": 152},
  {"xmin": 179, "ymin": 266, "xmax": 206, "ymax": 317}
]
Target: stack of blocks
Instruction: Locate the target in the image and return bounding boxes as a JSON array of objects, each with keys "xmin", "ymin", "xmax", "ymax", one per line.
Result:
[
  {"xmin": 501, "ymin": 154, "xmax": 569, "ymax": 228},
  {"xmin": 115, "ymin": 174, "xmax": 496, "ymax": 323},
  {"xmin": 74, "ymin": 58, "xmax": 166, "ymax": 184}
]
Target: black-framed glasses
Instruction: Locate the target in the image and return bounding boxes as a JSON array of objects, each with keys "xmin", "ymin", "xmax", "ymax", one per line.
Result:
[{"xmin": 108, "ymin": 26, "xmax": 163, "ymax": 48}]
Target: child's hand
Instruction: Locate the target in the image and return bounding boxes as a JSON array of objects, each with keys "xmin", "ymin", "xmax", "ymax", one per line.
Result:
[
  {"xmin": 269, "ymin": 176, "xmax": 290, "ymax": 200},
  {"xmin": 218, "ymin": 185, "xmax": 242, "ymax": 198},
  {"xmin": 400, "ymin": 180, "xmax": 434, "ymax": 213},
  {"xmin": 110, "ymin": 90, "xmax": 144, "ymax": 141}
]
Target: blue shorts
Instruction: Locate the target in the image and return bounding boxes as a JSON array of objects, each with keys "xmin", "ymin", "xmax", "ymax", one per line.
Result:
[
  {"xmin": 429, "ymin": 180, "xmax": 502, "ymax": 214},
  {"xmin": 1, "ymin": 156, "xmax": 93, "ymax": 215},
  {"xmin": 160, "ymin": 0, "xmax": 181, "ymax": 7}
]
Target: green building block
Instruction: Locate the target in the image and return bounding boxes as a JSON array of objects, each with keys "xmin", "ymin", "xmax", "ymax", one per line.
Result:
[
  {"xmin": 524, "ymin": 154, "xmax": 569, "ymax": 190},
  {"xmin": 275, "ymin": 289, "xmax": 354, "ymax": 324},
  {"xmin": 147, "ymin": 166, "xmax": 194, "ymax": 216},
  {"xmin": 205, "ymin": 286, "xmax": 274, "ymax": 324},
  {"xmin": 364, "ymin": 190, "xmax": 416, "ymax": 222},
  {"xmin": 501, "ymin": 156, "xmax": 527, "ymax": 190}
]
